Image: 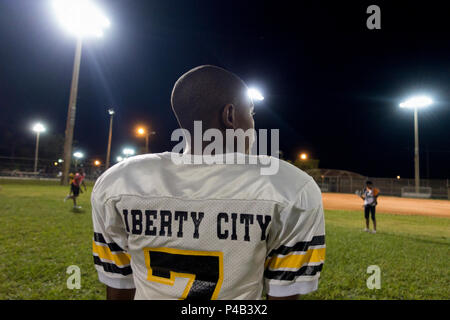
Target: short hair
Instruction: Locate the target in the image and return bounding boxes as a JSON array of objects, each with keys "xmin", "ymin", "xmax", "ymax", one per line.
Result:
[
  {"xmin": 171, "ymin": 65, "xmax": 248, "ymax": 132},
  {"xmin": 366, "ymin": 180, "xmax": 373, "ymax": 185}
]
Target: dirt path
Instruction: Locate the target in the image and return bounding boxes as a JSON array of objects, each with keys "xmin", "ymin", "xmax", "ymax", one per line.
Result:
[{"xmin": 322, "ymin": 193, "xmax": 450, "ymax": 218}]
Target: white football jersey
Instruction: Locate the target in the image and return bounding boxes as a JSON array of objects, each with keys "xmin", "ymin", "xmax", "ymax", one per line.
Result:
[{"xmin": 91, "ymin": 152, "xmax": 325, "ymax": 300}]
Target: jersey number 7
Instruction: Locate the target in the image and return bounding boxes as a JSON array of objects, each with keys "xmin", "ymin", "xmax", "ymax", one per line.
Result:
[{"xmin": 143, "ymin": 247, "xmax": 223, "ymax": 300}]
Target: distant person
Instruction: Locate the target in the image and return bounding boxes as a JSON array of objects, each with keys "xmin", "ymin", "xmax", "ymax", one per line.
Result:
[
  {"xmin": 65, "ymin": 168, "xmax": 87, "ymax": 209},
  {"xmin": 91, "ymin": 65, "xmax": 325, "ymax": 300},
  {"xmin": 360, "ymin": 181, "xmax": 379, "ymax": 233}
]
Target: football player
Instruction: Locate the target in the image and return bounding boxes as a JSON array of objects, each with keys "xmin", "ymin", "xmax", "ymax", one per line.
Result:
[
  {"xmin": 91, "ymin": 65, "xmax": 325, "ymax": 300},
  {"xmin": 65, "ymin": 168, "xmax": 87, "ymax": 209},
  {"xmin": 64, "ymin": 172, "xmax": 75, "ymax": 200}
]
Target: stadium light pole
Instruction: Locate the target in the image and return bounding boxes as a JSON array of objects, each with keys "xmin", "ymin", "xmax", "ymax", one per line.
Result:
[
  {"xmin": 399, "ymin": 95, "xmax": 433, "ymax": 194},
  {"xmin": 32, "ymin": 123, "xmax": 46, "ymax": 173},
  {"xmin": 136, "ymin": 126, "xmax": 156, "ymax": 154},
  {"xmin": 105, "ymin": 109, "xmax": 115, "ymax": 169},
  {"xmin": 53, "ymin": 0, "xmax": 110, "ymax": 185}
]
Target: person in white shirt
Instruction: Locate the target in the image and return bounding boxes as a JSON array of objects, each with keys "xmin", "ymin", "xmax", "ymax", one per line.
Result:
[
  {"xmin": 360, "ymin": 181, "xmax": 380, "ymax": 234},
  {"xmin": 91, "ymin": 65, "xmax": 325, "ymax": 300}
]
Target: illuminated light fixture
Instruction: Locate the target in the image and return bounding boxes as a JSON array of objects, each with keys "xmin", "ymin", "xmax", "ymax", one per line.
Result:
[
  {"xmin": 248, "ymin": 88, "xmax": 264, "ymax": 101},
  {"xmin": 53, "ymin": 0, "xmax": 110, "ymax": 38},
  {"xmin": 123, "ymin": 148, "xmax": 135, "ymax": 156},
  {"xmin": 399, "ymin": 96, "xmax": 433, "ymax": 109},
  {"xmin": 73, "ymin": 152, "xmax": 84, "ymax": 159},
  {"xmin": 32, "ymin": 123, "xmax": 46, "ymax": 133},
  {"xmin": 137, "ymin": 127, "xmax": 145, "ymax": 135}
]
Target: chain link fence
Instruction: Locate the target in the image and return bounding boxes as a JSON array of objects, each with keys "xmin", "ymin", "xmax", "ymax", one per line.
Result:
[
  {"xmin": 1, "ymin": 156, "xmax": 449, "ymax": 199},
  {"xmin": 0, "ymin": 156, "xmax": 104, "ymax": 181},
  {"xmin": 313, "ymin": 176, "xmax": 450, "ymax": 199}
]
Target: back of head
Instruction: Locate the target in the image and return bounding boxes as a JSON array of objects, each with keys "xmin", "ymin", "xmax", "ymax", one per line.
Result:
[{"xmin": 171, "ymin": 65, "xmax": 249, "ymax": 133}]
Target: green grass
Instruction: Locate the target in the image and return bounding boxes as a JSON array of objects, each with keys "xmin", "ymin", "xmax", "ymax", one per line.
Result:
[
  {"xmin": 0, "ymin": 180, "xmax": 448, "ymax": 299},
  {"xmin": 304, "ymin": 211, "xmax": 449, "ymax": 300},
  {"xmin": 0, "ymin": 180, "xmax": 102, "ymax": 299}
]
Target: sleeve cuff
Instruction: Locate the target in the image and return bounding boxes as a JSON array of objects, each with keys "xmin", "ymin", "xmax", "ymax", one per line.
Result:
[
  {"xmin": 266, "ymin": 279, "xmax": 318, "ymax": 297},
  {"xmin": 98, "ymin": 272, "xmax": 135, "ymax": 289}
]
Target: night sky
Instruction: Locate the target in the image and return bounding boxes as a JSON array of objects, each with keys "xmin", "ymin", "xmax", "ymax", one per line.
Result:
[{"xmin": 0, "ymin": 0, "xmax": 449, "ymax": 179}]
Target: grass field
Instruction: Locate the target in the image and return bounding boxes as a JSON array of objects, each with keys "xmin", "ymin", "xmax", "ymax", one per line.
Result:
[{"xmin": 0, "ymin": 180, "xmax": 448, "ymax": 300}]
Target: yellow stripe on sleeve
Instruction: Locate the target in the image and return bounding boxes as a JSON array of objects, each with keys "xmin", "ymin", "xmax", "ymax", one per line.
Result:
[
  {"xmin": 92, "ymin": 241, "xmax": 131, "ymax": 267},
  {"xmin": 266, "ymin": 247, "xmax": 325, "ymax": 270}
]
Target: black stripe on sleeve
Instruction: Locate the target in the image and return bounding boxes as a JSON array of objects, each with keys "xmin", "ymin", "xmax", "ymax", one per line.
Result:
[
  {"xmin": 93, "ymin": 232, "xmax": 125, "ymax": 252},
  {"xmin": 264, "ymin": 263, "xmax": 323, "ymax": 281},
  {"xmin": 268, "ymin": 235, "xmax": 325, "ymax": 257},
  {"xmin": 93, "ymin": 256, "xmax": 133, "ymax": 276}
]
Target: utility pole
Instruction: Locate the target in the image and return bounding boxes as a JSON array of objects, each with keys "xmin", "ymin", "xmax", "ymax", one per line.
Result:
[{"xmin": 61, "ymin": 38, "xmax": 82, "ymax": 185}]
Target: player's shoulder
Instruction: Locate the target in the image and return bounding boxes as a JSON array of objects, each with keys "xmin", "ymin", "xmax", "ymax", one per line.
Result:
[
  {"xmin": 266, "ymin": 156, "xmax": 312, "ymax": 184},
  {"xmin": 92, "ymin": 153, "xmax": 166, "ymax": 198},
  {"xmin": 252, "ymin": 155, "xmax": 321, "ymax": 206}
]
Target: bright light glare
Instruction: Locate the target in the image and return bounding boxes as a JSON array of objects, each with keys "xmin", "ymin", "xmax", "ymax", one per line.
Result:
[
  {"xmin": 116, "ymin": 156, "xmax": 123, "ymax": 162},
  {"xmin": 300, "ymin": 153, "xmax": 308, "ymax": 160},
  {"xmin": 73, "ymin": 152, "xmax": 84, "ymax": 159},
  {"xmin": 53, "ymin": 0, "xmax": 110, "ymax": 38},
  {"xmin": 123, "ymin": 148, "xmax": 135, "ymax": 156},
  {"xmin": 108, "ymin": 109, "xmax": 115, "ymax": 115},
  {"xmin": 137, "ymin": 128, "xmax": 145, "ymax": 135},
  {"xmin": 399, "ymin": 96, "xmax": 433, "ymax": 109},
  {"xmin": 32, "ymin": 123, "xmax": 46, "ymax": 133},
  {"xmin": 248, "ymin": 88, "xmax": 264, "ymax": 101}
]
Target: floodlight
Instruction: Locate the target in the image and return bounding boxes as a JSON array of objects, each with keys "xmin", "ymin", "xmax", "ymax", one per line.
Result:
[
  {"xmin": 399, "ymin": 96, "xmax": 433, "ymax": 109},
  {"xmin": 123, "ymin": 148, "xmax": 135, "ymax": 156},
  {"xmin": 53, "ymin": 0, "xmax": 110, "ymax": 38},
  {"xmin": 32, "ymin": 123, "xmax": 46, "ymax": 133},
  {"xmin": 248, "ymin": 88, "xmax": 264, "ymax": 101},
  {"xmin": 73, "ymin": 152, "xmax": 84, "ymax": 159}
]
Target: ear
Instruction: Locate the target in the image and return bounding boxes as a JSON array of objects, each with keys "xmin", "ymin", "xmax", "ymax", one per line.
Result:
[{"xmin": 221, "ymin": 104, "xmax": 235, "ymax": 129}]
